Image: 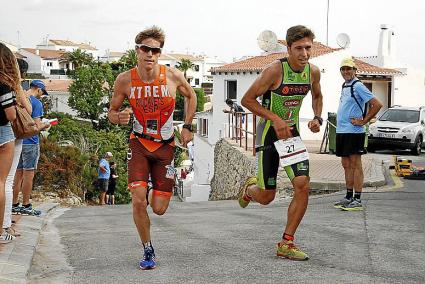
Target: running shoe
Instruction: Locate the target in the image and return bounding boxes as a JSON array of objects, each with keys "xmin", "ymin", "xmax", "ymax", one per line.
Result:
[
  {"xmin": 276, "ymin": 240, "xmax": 309, "ymax": 261},
  {"xmin": 5, "ymin": 227, "xmax": 21, "ymax": 237},
  {"xmin": 238, "ymin": 176, "xmax": 257, "ymax": 208},
  {"xmin": 139, "ymin": 246, "xmax": 156, "ymax": 270},
  {"xmin": 0, "ymin": 231, "xmax": 16, "ymax": 244},
  {"xmin": 341, "ymin": 199, "xmax": 363, "ymax": 211},
  {"xmin": 20, "ymin": 204, "xmax": 41, "ymax": 216},
  {"xmin": 12, "ymin": 204, "xmax": 22, "ymax": 215},
  {"xmin": 333, "ymin": 198, "xmax": 352, "ymax": 209}
]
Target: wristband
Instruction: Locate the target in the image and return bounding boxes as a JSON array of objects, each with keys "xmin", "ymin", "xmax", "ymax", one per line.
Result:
[{"xmin": 313, "ymin": 115, "xmax": 323, "ymax": 126}]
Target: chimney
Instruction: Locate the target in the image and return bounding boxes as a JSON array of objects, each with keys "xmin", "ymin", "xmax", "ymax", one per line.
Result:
[{"xmin": 377, "ymin": 24, "xmax": 396, "ymax": 68}]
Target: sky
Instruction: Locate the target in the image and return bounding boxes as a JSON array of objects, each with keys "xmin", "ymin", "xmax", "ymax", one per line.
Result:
[{"xmin": 1, "ymin": 0, "xmax": 424, "ymax": 68}]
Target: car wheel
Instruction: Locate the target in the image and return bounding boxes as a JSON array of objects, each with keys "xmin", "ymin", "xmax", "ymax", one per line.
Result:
[{"xmin": 411, "ymin": 136, "xmax": 423, "ymax": 156}]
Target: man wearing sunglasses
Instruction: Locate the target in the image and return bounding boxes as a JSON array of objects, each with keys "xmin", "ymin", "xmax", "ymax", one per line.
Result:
[
  {"xmin": 333, "ymin": 58, "xmax": 382, "ymax": 211},
  {"xmin": 108, "ymin": 26, "xmax": 197, "ymax": 270}
]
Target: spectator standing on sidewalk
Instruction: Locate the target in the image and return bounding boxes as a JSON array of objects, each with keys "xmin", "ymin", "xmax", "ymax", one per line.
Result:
[
  {"xmin": 3, "ymin": 58, "xmax": 32, "ymax": 237},
  {"xmin": 106, "ymin": 161, "xmax": 118, "ymax": 205},
  {"xmin": 98, "ymin": 152, "xmax": 113, "ymax": 205},
  {"xmin": 12, "ymin": 80, "xmax": 50, "ymax": 216},
  {"xmin": 333, "ymin": 58, "xmax": 382, "ymax": 211},
  {"xmin": 0, "ymin": 43, "xmax": 19, "ymax": 243}
]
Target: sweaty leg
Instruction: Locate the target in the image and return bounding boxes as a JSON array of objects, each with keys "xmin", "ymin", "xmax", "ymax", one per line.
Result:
[
  {"xmin": 247, "ymin": 186, "xmax": 276, "ymax": 205},
  {"xmin": 283, "ymin": 176, "xmax": 310, "ymax": 236},
  {"xmin": 341, "ymin": 156, "xmax": 354, "ymax": 189},
  {"xmin": 150, "ymin": 193, "xmax": 171, "ymax": 216},
  {"xmin": 131, "ymin": 185, "xmax": 151, "ymax": 243}
]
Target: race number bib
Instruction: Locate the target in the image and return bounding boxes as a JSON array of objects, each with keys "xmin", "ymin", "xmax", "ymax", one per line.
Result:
[{"xmin": 274, "ymin": 136, "xmax": 309, "ymax": 167}]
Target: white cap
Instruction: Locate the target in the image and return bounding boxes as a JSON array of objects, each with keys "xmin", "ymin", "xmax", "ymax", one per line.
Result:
[{"xmin": 105, "ymin": 152, "xmax": 113, "ymax": 158}]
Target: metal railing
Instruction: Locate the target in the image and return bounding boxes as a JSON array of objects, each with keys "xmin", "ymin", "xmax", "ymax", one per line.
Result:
[{"xmin": 224, "ymin": 110, "xmax": 257, "ymax": 156}]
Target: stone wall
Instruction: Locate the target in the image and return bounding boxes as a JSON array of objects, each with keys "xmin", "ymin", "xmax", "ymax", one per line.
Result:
[{"xmin": 210, "ymin": 139, "xmax": 293, "ymax": 201}]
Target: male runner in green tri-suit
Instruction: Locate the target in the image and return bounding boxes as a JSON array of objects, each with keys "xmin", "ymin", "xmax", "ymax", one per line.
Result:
[{"xmin": 240, "ymin": 25, "xmax": 323, "ymax": 260}]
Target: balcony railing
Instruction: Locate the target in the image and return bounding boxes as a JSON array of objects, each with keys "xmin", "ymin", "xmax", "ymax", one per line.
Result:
[{"xmin": 224, "ymin": 110, "xmax": 257, "ymax": 156}]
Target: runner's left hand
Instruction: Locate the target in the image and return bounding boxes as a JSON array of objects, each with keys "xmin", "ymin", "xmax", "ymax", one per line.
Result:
[
  {"xmin": 308, "ymin": 119, "xmax": 321, "ymax": 133},
  {"xmin": 180, "ymin": 128, "xmax": 193, "ymax": 147}
]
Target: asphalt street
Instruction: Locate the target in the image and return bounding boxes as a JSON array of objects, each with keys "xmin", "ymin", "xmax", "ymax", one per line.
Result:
[{"xmin": 29, "ymin": 175, "xmax": 425, "ymax": 284}]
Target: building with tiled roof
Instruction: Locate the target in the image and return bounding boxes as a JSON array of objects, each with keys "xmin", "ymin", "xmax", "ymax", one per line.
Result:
[
  {"xmin": 41, "ymin": 79, "xmax": 76, "ymax": 116},
  {"xmin": 158, "ymin": 53, "xmax": 227, "ymax": 88},
  {"xmin": 36, "ymin": 39, "xmax": 99, "ymax": 59}
]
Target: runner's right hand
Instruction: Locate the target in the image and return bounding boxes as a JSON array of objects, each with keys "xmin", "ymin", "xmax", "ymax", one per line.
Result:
[
  {"xmin": 118, "ymin": 108, "xmax": 133, "ymax": 125},
  {"xmin": 272, "ymin": 118, "xmax": 292, "ymax": 140}
]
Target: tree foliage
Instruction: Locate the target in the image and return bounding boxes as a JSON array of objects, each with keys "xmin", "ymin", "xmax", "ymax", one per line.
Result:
[
  {"xmin": 174, "ymin": 88, "xmax": 205, "ymax": 121},
  {"xmin": 176, "ymin": 59, "xmax": 195, "ymax": 79},
  {"xmin": 68, "ymin": 63, "xmax": 114, "ymax": 129},
  {"xmin": 65, "ymin": 49, "xmax": 94, "ymax": 69},
  {"xmin": 119, "ymin": 49, "xmax": 138, "ymax": 70}
]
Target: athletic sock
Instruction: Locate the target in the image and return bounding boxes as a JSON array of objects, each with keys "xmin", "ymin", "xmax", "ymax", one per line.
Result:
[
  {"xmin": 354, "ymin": 192, "xmax": 361, "ymax": 200},
  {"xmin": 12, "ymin": 203, "xmax": 20, "ymax": 207},
  {"xmin": 345, "ymin": 189, "xmax": 353, "ymax": 200},
  {"xmin": 282, "ymin": 233, "xmax": 294, "ymax": 242},
  {"xmin": 143, "ymin": 241, "xmax": 153, "ymax": 250},
  {"xmin": 23, "ymin": 203, "xmax": 31, "ymax": 208}
]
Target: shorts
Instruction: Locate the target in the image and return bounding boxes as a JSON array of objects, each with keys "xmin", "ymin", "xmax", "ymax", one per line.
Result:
[
  {"xmin": 107, "ymin": 183, "xmax": 116, "ymax": 195},
  {"xmin": 17, "ymin": 144, "xmax": 40, "ymax": 170},
  {"xmin": 0, "ymin": 123, "xmax": 15, "ymax": 146},
  {"xmin": 336, "ymin": 133, "xmax": 366, "ymax": 157},
  {"xmin": 256, "ymin": 125, "xmax": 309, "ymax": 190},
  {"xmin": 127, "ymin": 138, "xmax": 175, "ymax": 198},
  {"xmin": 98, "ymin": 178, "xmax": 109, "ymax": 192}
]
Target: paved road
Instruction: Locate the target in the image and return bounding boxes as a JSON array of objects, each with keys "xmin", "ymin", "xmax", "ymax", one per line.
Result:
[{"xmin": 30, "ymin": 174, "xmax": 425, "ymax": 284}]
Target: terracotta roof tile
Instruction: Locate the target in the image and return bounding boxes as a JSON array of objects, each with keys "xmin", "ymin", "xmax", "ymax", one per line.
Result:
[
  {"xmin": 42, "ymin": 79, "xmax": 72, "ymax": 92},
  {"xmin": 49, "ymin": 39, "xmax": 78, "ymax": 46},
  {"xmin": 213, "ymin": 41, "xmax": 400, "ymax": 75},
  {"xmin": 78, "ymin": 43, "xmax": 97, "ymax": 51},
  {"xmin": 22, "ymin": 48, "xmax": 66, "ymax": 59},
  {"xmin": 167, "ymin": 53, "xmax": 203, "ymax": 62},
  {"xmin": 353, "ymin": 58, "xmax": 401, "ymax": 75}
]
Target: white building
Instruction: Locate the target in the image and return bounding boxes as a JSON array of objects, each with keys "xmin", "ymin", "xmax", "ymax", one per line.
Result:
[
  {"xmin": 19, "ymin": 48, "xmax": 68, "ymax": 78},
  {"xmin": 159, "ymin": 53, "xmax": 226, "ymax": 88},
  {"xmin": 189, "ymin": 35, "xmax": 401, "ymax": 201},
  {"xmin": 43, "ymin": 79, "xmax": 76, "ymax": 115},
  {"xmin": 36, "ymin": 39, "xmax": 99, "ymax": 59},
  {"xmin": 99, "ymin": 51, "xmax": 126, "ymax": 63},
  {"xmin": 360, "ymin": 25, "xmax": 425, "ymax": 107}
]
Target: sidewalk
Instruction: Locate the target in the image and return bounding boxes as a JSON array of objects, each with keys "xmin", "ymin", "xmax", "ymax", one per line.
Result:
[
  {"xmin": 0, "ymin": 203, "xmax": 58, "ymax": 284},
  {"xmin": 304, "ymin": 140, "xmax": 386, "ymax": 190}
]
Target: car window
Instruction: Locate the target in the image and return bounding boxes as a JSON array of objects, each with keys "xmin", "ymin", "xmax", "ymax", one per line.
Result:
[{"xmin": 379, "ymin": 109, "xmax": 419, "ymax": 123}]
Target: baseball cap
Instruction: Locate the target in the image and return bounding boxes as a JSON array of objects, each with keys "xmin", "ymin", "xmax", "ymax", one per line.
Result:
[
  {"xmin": 340, "ymin": 57, "xmax": 356, "ymax": 69},
  {"xmin": 30, "ymin": 79, "xmax": 49, "ymax": 96},
  {"xmin": 105, "ymin": 152, "xmax": 113, "ymax": 158}
]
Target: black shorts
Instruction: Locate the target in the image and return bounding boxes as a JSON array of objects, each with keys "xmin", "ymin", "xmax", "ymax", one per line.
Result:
[
  {"xmin": 98, "ymin": 178, "xmax": 109, "ymax": 192},
  {"xmin": 257, "ymin": 126, "xmax": 309, "ymax": 190},
  {"xmin": 336, "ymin": 133, "xmax": 366, "ymax": 157}
]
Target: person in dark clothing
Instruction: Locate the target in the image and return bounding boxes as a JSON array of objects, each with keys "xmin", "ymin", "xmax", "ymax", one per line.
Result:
[{"xmin": 106, "ymin": 162, "xmax": 118, "ymax": 205}]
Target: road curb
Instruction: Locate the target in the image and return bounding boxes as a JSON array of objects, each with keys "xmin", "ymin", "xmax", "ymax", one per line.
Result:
[{"xmin": 0, "ymin": 203, "xmax": 59, "ymax": 283}]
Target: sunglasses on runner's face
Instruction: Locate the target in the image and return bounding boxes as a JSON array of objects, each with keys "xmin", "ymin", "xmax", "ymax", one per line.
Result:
[{"xmin": 135, "ymin": 44, "xmax": 162, "ymax": 54}]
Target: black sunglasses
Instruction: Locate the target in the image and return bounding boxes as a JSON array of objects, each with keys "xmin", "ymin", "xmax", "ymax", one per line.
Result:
[{"xmin": 135, "ymin": 44, "xmax": 162, "ymax": 55}]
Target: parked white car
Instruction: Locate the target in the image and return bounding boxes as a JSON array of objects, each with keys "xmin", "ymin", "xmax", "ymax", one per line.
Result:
[{"xmin": 368, "ymin": 106, "xmax": 425, "ymax": 155}]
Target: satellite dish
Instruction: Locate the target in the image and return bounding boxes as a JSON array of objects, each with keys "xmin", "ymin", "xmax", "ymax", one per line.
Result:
[
  {"xmin": 336, "ymin": 33, "xmax": 350, "ymax": 48},
  {"xmin": 257, "ymin": 30, "xmax": 279, "ymax": 52}
]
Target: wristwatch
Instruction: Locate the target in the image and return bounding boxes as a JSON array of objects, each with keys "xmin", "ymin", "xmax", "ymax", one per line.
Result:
[
  {"xmin": 182, "ymin": 123, "xmax": 194, "ymax": 132},
  {"xmin": 313, "ymin": 116, "xmax": 323, "ymax": 126}
]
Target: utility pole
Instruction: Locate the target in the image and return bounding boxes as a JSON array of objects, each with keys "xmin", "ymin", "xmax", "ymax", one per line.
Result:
[{"xmin": 326, "ymin": 0, "xmax": 330, "ymax": 46}]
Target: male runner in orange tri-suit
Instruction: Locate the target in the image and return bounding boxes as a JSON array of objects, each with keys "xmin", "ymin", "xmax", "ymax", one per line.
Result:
[{"xmin": 108, "ymin": 26, "xmax": 197, "ymax": 270}]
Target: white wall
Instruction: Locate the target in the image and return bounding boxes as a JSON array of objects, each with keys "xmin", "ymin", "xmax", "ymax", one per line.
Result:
[
  {"xmin": 19, "ymin": 49, "xmax": 42, "ymax": 74},
  {"xmin": 192, "ymin": 133, "xmax": 214, "ymax": 185},
  {"xmin": 393, "ymin": 68, "xmax": 425, "ymax": 107},
  {"xmin": 49, "ymin": 92, "xmax": 77, "ymax": 115}
]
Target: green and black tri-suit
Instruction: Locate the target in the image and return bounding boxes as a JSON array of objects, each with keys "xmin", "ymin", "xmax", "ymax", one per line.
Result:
[{"xmin": 256, "ymin": 58, "xmax": 311, "ymax": 190}]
